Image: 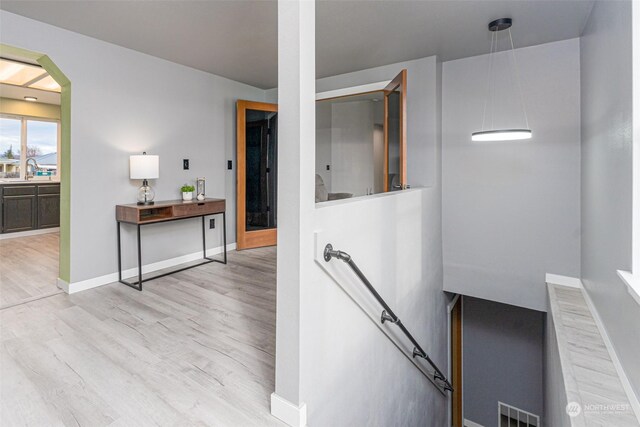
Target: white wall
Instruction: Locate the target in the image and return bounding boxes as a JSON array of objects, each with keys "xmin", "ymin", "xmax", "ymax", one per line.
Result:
[
  {"xmin": 330, "ymin": 101, "xmax": 374, "ymax": 196},
  {"xmin": 544, "ymin": 290, "xmax": 571, "ymax": 427},
  {"xmin": 298, "ymin": 56, "xmax": 447, "ymax": 426},
  {"xmin": 0, "ymin": 11, "xmax": 266, "ymax": 284},
  {"xmin": 307, "ymin": 189, "xmax": 448, "ymax": 426},
  {"xmin": 316, "ymin": 99, "xmax": 384, "ymax": 197},
  {"xmin": 580, "ymin": 0, "xmax": 640, "ymax": 397},
  {"xmin": 315, "ymin": 101, "xmax": 332, "ymax": 190},
  {"xmin": 373, "ymin": 124, "xmax": 384, "ymax": 193},
  {"xmin": 442, "ymin": 39, "xmax": 582, "ymax": 312},
  {"xmin": 462, "ymin": 297, "xmax": 544, "ymax": 427}
]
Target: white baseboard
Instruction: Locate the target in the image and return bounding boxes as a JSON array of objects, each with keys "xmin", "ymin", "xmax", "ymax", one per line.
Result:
[
  {"xmin": 270, "ymin": 393, "xmax": 307, "ymax": 427},
  {"xmin": 463, "ymin": 419, "xmax": 484, "ymax": 427},
  {"xmin": 60, "ymin": 243, "xmax": 235, "ymax": 294},
  {"xmin": 0, "ymin": 227, "xmax": 59, "ymax": 240},
  {"xmin": 57, "ymin": 277, "xmax": 70, "ymax": 293}
]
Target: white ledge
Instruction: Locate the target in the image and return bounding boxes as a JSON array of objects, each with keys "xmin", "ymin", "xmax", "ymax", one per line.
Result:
[
  {"xmin": 315, "ymin": 80, "xmax": 389, "ymax": 101},
  {"xmin": 545, "ymin": 273, "xmax": 583, "ymax": 289},
  {"xmin": 617, "ymin": 270, "xmax": 640, "ymax": 306}
]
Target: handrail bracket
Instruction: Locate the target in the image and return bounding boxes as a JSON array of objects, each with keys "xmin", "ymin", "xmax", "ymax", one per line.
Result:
[
  {"xmin": 412, "ymin": 347, "xmax": 426, "ymax": 359},
  {"xmin": 381, "ymin": 310, "xmax": 399, "ymax": 324},
  {"xmin": 324, "ymin": 243, "xmax": 351, "ymax": 263}
]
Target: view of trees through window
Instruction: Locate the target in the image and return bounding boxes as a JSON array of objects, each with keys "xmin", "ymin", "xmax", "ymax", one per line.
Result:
[{"xmin": 0, "ymin": 116, "xmax": 59, "ymax": 179}]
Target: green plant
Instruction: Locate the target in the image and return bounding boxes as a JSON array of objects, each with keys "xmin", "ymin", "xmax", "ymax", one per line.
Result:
[{"xmin": 181, "ymin": 184, "xmax": 195, "ymax": 193}]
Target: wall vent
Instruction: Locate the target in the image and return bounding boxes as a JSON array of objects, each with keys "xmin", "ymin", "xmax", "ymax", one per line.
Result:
[{"xmin": 498, "ymin": 402, "xmax": 539, "ymax": 427}]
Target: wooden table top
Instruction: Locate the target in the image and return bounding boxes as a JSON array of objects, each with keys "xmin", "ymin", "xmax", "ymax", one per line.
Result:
[
  {"xmin": 116, "ymin": 198, "xmax": 225, "ymax": 210},
  {"xmin": 116, "ymin": 198, "xmax": 226, "ymax": 224}
]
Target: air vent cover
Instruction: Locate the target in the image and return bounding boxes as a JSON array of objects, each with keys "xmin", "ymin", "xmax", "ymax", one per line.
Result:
[{"xmin": 499, "ymin": 402, "xmax": 539, "ymax": 427}]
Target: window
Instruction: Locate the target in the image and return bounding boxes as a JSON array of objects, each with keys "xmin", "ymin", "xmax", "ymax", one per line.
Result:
[
  {"xmin": 0, "ymin": 117, "xmax": 21, "ymax": 178},
  {"xmin": 314, "ymin": 69, "xmax": 407, "ymax": 202},
  {"xmin": 0, "ymin": 115, "xmax": 60, "ymax": 180}
]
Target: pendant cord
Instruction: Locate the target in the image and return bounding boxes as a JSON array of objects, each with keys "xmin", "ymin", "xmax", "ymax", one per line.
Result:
[
  {"xmin": 508, "ymin": 28, "xmax": 530, "ymax": 129},
  {"xmin": 481, "ymin": 31, "xmax": 496, "ymax": 131}
]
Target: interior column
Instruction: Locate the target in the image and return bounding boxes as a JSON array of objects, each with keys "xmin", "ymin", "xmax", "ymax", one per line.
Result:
[{"xmin": 272, "ymin": 0, "xmax": 316, "ymax": 425}]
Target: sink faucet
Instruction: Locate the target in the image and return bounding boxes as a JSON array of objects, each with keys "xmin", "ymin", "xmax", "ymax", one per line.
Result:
[{"xmin": 25, "ymin": 158, "xmax": 39, "ymax": 180}]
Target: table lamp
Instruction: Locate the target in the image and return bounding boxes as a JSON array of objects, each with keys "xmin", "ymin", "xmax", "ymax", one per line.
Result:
[{"xmin": 130, "ymin": 152, "xmax": 159, "ymax": 205}]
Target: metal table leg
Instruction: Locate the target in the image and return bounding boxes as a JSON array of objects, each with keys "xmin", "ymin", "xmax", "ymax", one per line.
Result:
[
  {"xmin": 222, "ymin": 211, "xmax": 227, "ymax": 264},
  {"xmin": 118, "ymin": 222, "xmax": 143, "ymax": 291},
  {"xmin": 118, "ymin": 211, "xmax": 226, "ymax": 290},
  {"xmin": 136, "ymin": 224, "xmax": 142, "ymax": 290},
  {"xmin": 117, "ymin": 221, "xmax": 122, "ymax": 282}
]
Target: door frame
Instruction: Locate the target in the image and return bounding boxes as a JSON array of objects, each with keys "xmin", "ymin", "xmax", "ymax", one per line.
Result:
[
  {"xmin": 383, "ymin": 69, "xmax": 407, "ymax": 192},
  {"xmin": 236, "ymin": 100, "xmax": 278, "ymax": 250},
  {"xmin": 1, "ymin": 43, "xmax": 71, "ymax": 284},
  {"xmin": 448, "ymin": 294, "xmax": 463, "ymax": 427}
]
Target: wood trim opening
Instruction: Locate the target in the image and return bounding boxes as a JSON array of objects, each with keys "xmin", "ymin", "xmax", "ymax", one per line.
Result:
[{"xmin": 236, "ymin": 100, "xmax": 278, "ymax": 250}]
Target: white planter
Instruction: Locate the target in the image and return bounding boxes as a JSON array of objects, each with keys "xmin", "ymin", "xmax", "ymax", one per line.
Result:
[{"xmin": 182, "ymin": 192, "xmax": 193, "ymax": 201}]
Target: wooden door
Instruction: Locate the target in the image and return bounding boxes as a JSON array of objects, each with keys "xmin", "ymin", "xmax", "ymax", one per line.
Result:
[
  {"xmin": 383, "ymin": 69, "xmax": 407, "ymax": 192},
  {"xmin": 451, "ymin": 296, "xmax": 463, "ymax": 427},
  {"xmin": 236, "ymin": 100, "xmax": 278, "ymax": 250}
]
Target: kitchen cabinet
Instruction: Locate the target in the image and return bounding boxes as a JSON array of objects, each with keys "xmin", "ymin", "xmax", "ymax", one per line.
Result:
[{"xmin": 1, "ymin": 183, "xmax": 60, "ymax": 233}]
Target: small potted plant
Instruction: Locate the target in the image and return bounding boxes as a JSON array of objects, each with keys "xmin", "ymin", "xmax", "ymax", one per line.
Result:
[{"xmin": 181, "ymin": 184, "xmax": 195, "ymax": 201}]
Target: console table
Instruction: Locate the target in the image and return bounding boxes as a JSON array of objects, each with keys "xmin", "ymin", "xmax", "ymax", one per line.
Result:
[{"xmin": 115, "ymin": 198, "xmax": 226, "ymax": 291}]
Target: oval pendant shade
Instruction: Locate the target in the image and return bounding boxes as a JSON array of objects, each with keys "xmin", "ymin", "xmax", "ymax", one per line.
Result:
[
  {"xmin": 472, "ymin": 18, "xmax": 532, "ymax": 142},
  {"xmin": 471, "ymin": 129, "xmax": 532, "ymax": 142}
]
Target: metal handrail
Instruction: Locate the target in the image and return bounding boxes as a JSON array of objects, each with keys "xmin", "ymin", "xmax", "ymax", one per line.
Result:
[{"xmin": 323, "ymin": 243, "xmax": 453, "ymax": 393}]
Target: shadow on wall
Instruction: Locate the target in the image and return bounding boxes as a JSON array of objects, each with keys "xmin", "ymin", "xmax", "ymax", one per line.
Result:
[{"xmin": 462, "ymin": 296, "xmax": 544, "ymax": 427}]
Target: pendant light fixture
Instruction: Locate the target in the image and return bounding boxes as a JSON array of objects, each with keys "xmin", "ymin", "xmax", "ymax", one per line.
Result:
[{"xmin": 472, "ymin": 18, "xmax": 532, "ymax": 142}]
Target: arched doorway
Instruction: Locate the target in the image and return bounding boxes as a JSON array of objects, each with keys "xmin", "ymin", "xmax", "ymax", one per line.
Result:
[{"xmin": 0, "ymin": 44, "xmax": 71, "ymax": 300}]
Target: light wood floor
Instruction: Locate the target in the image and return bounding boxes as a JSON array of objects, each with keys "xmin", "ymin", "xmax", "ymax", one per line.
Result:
[
  {"xmin": 1, "ymin": 246, "xmax": 284, "ymax": 427},
  {"xmin": 0, "ymin": 232, "xmax": 61, "ymax": 309}
]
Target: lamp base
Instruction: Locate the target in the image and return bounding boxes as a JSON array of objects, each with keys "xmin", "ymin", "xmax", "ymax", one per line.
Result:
[
  {"xmin": 136, "ymin": 181, "xmax": 156, "ymax": 205},
  {"xmin": 136, "ymin": 201, "xmax": 155, "ymax": 206}
]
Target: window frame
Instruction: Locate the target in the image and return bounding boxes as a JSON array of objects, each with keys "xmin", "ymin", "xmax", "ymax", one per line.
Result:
[
  {"xmin": 618, "ymin": 0, "xmax": 640, "ymax": 304},
  {"xmin": 314, "ymin": 69, "xmax": 408, "ymax": 200},
  {"xmin": 0, "ymin": 113, "xmax": 61, "ymax": 181}
]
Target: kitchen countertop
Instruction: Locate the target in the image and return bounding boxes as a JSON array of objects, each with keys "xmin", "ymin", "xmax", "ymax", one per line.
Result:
[{"xmin": 0, "ymin": 180, "xmax": 60, "ymax": 185}]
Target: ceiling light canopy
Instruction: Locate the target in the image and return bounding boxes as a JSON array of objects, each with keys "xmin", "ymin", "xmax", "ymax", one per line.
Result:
[{"xmin": 472, "ymin": 18, "xmax": 532, "ymax": 142}]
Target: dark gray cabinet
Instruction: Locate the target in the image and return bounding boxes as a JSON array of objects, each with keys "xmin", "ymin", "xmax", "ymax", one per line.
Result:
[
  {"xmin": 3, "ymin": 195, "xmax": 36, "ymax": 232},
  {"xmin": 38, "ymin": 194, "xmax": 61, "ymax": 228},
  {"xmin": 1, "ymin": 183, "xmax": 60, "ymax": 233}
]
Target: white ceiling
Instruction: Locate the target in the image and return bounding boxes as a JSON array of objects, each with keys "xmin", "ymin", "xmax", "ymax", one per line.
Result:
[
  {"xmin": 0, "ymin": 83, "xmax": 61, "ymax": 105},
  {"xmin": 0, "ymin": 0, "xmax": 595, "ymax": 89}
]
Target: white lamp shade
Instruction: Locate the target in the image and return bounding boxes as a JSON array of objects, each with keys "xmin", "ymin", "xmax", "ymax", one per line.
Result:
[{"xmin": 130, "ymin": 154, "xmax": 159, "ymax": 179}]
